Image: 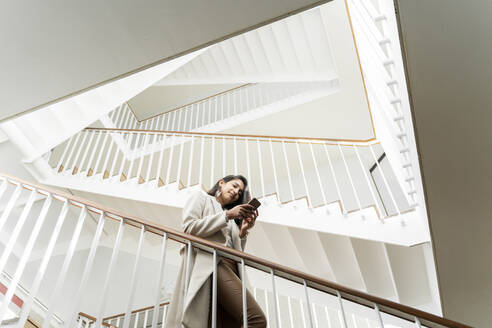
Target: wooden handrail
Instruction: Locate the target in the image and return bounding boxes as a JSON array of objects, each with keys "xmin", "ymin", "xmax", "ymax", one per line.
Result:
[
  {"xmin": 78, "ymin": 312, "xmax": 116, "ymax": 328},
  {"xmin": 84, "ymin": 127, "xmax": 377, "ymax": 145},
  {"xmin": 102, "ymin": 302, "xmax": 170, "ymax": 321},
  {"xmin": 0, "ymin": 172, "xmax": 470, "ymax": 328},
  {"xmin": 127, "ymin": 83, "xmax": 252, "ymax": 123}
]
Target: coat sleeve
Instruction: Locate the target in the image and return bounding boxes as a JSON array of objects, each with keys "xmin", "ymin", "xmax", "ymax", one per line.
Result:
[{"xmin": 182, "ymin": 191, "xmax": 228, "ymax": 238}]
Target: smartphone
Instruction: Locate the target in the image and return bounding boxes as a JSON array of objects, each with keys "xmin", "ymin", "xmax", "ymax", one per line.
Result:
[{"xmin": 248, "ymin": 198, "xmax": 261, "ymax": 210}]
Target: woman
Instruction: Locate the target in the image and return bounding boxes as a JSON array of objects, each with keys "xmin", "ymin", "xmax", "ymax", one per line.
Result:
[{"xmin": 166, "ymin": 175, "xmax": 267, "ymax": 328}]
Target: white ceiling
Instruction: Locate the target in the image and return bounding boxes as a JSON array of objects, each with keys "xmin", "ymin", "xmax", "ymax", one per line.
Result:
[
  {"xmin": 0, "ymin": 0, "xmax": 331, "ymax": 122},
  {"xmin": 396, "ymin": 0, "xmax": 492, "ymax": 326}
]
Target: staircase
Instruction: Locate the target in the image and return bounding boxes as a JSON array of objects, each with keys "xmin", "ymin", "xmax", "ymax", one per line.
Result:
[
  {"xmin": 0, "ymin": 173, "xmax": 469, "ymax": 328},
  {"xmin": 34, "ymin": 127, "xmax": 427, "ymax": 246}
]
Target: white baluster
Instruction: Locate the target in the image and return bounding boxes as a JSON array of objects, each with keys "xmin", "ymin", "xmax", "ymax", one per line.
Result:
[
  {"xmin": 155, "ymin": 134, "xmax": 166, "ymax": 188},
  {"xmin": 195, "ymin": 103, "xmax": 200, "ymax": 129},
  {"xmin": 282, "ymin": 141, "xmax": 296, "ymax": 203},
  {"xmin": 66, "ymin": 213, "xmax": 106, "ymax": 328},
  {"xmin": 183, "ymin": 107, "xmax": 189, "ymax": 132},
  {"xmin": 0, "ymin": 193, "xmax": 52, "ymax": 325},
  {"xmin": 323, "ymin": 144, "xmax": 346, "ymax": 214},
  {"xmin": 212, "ymin": 250, "xmax": 217, "ymax": 328},
  {"xmin": 0, "ymin": 184, "xmax": 22, "ymax": 234},
  {"xmin": 175, "ymin": 134, "xmax": 185, "ymax": 188},
  {"xmin": 92, "ymin": 131, "xmax": 110, "ymax": 177},
  {"xmin": 414, "ymin": 317, "xmax": 422, "ymax": 328},
  {"xmin": 20, "ymin": 201, "xmax": 70, "ymax": 327},
  {"xmin": 165, "ymin": 134, "xmax": 176, "ymax": 186},
  {"xmin": 324, "ymin": 307, "xmax": 332, "ymax": 328},
  {"xmin": 312, "ymin": 304, "xmax": 319, "ymax": 328},
  {"xmin": 0, "ymin": 189, "xmax": 37, "ymax": 277},
  {"xmin": 199, "ymin": 136, "xmax": 205, "ymax": 187},
  {"xmin": 287, "ymin": 297, "xmax": 295, "ymax": 328},
  {"xmin": 151, "ymin": 233, "xmax": 168, "ymax": 328},
  {"xmin": 296, "ymin": 141, "xmax": 312, "ymax": 208},
  {"xmin": 353, "ymin": 145, "xmax": 384, "ymax": 219},
  {"xmin": 177, "ymin": 110, "xmax": 183, "ymax": 131},
  {"xmin": 374, "ymin": 304, "xmax": 385, "ymax": 328},
  {"xmin": 85, "ymin": 130, "xmax": 104, "ymax": 175},
  {"xmin": 78, "ymin": 130, "xmax": 96, "ymax": 173},
  {"xmin": 210, "ymin": 136, "xmax": 215, "ymax": 188},
  {"xmin": 300, "ymin": 300, "xmax": 307, "ymax": 328},
  {"xmin": 94, "ymin": 220, "xmax": 126, "ymax": 328},
  {"xmin": 309, "ymin": 143, "xmax": 328, "ymax": 211},
  {"xmin": 270, "ymin": 270, "xmax": 281, "ymax": 328},
  {"xmin": 56, "ymin": 135, "xmax": 75, "ymax": 171},
  {"xmin": 222, "ymin": 137, "xmax": 226, "ymax": 176},
  {"xmin": 187, "ymin": 136, "xmax": 195, "ymax": 188},
  {"xmin": 303, "ymin": 280, "xmax": 314, "ymax": 328},
  {"xmin": 145, "ymin": 132, "xmax": 158, "ymax": 185},
  {"xmin": 256, "ymin": 139, "xmax": 266, "ymax": 197},
  {"xmin": 336, "ymin": 291, "xmax": 348, "ymax": 328},
  {"xmin": 143, "ymin": 310, "xmax": 149, "ymax": 328},
  {"xmin": 41, "ymin": 207, "xmax": 88, "ymax": 328},
  {"xmin": 70, "ymin": 131, "xmax": 89, "ymax": 173},
  {"xmin": 338, "ymin": 143, "xmax": 363, "ymax": 212},
  {"xmin": 63, "ymin": 132, "xmax": 82, "ymax": 172},
  {"xmin": 184, "ymin": 241, "xmax": 192, "ymax": 296},
  {"xmin": 133, "ymin": 313, "xmax": 139, "ymax": 328},
  {"xmin": 269, "ymin": 140, "xmax": 280, "ymax": 203},
  {"xmin": 127, "ymin": 132, "xmax": 142, "ymax": 183},
  {"xmin": 369, "ymin": 145, "xmax": 401, "ymax": 215},
  {"xmin": 241, "ymin": 259, "xmax": 248, "ymax": 328},
  {"xmin": 233, "ymin": 137, "xmax": 238, "ymax": 175},
  {"xmin": 122, "ymin": 226, "xmax": 146, "ymax": 328},
  {"xmin": 245, "ymin": 139, "xmax": 253, "ymax": 196}
]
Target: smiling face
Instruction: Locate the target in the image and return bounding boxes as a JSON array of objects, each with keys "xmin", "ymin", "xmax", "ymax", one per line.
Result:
[{"xmin": 218, "ymin": 178, "xmax": 245, "ymax": 206}]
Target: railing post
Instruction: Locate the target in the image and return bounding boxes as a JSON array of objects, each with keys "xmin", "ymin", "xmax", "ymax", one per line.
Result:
[
  {"xmin": 353, "ymin": 145, "xmax": 385, "ymax": 219},
  {"xmin": 66, "ymin": 212, "xmax": 106, "ymax": 328},
  {"xmin": 184, "ymin": 241, "xmax": 193, "ymax": 296},
  {"xmin": 269, "ymin": 140, "xmax": 281, "ymax": 203},
  {"xmin": 245, "ymin": 138, "xmax": 253, "ymax": 196},
  {"xmin": 212, "ymin": 250, "xmax": 217, "ymax": 328},
  {"xmin": 241, "ymin": 259, "xmax": 248, "ymax": 328},
  {"xmin": 303, "ymin": 280, "xmax": 315, "ymax": 328},
  {"xmin": 222, "ymin": 137, "xmax": 226, "ymax": 176},
  {"xmin": 338, "ymin": 143, "xmax": 363, "ymax": 212},
  {"xmin": 165, "ymin": 133, "xmax": 176, "ymax": 186},
  {"xmin": 41, "ymin": 206, "xmax": 88, "ymax": 328},
  {"xmin": 323, "ymin": 144, "xmax": 347, "ymax": 214},
  {"xmin": 369, "ymin": 145, "xmax": 401, "ymax": 215},
  {"xmin": 296, "ymin": 141, "xmax": 312, "ymax": 208},
  {"xmin": 92, "ymin": 131, "xmax": 110, "ymax": 177},
  {"xmin": 309, "ymin": 143, "xmax": 328, "ymax": 210},
  {"xmin": 187, "ymin": 136, "xmax": 195, "ymax": 188},
  {"xmin": 256, "ymin": 139, "xmax": 266, "ymax": 198},
  {"xmin": 85, "ymin": 129, "xmax": 104, "ymax": 176},
  {"xmin": 270, "ymin": 269, "xmax": 281, "ymax": 328},
  {"xmin": 94, "ymin": 219, "xmax": 126, "ymax": 328},
  {"xmin": 122, "ymin": 225, "xmax": 146, "ymax": 328},
  {"xmin": 336, "ymin": 291, "xmax": 348, "ymax": 328},
  {"xmin": 0, "ymin": 194, "xmax": 52, "ymax": 324},
  {"xmin": 374, "ymin": 303, "xmax": 385, "ymax": 328},
  {"xmin": 210, "ymin": 136, "xmax": 215, "ymax": 188},
  {"xmin": 282, "ymin": 141, "xmax": 296, "ymax": 203},
  {"xmin": 151, "ymin": 233, "xmax": 168, "ymax": 328}
]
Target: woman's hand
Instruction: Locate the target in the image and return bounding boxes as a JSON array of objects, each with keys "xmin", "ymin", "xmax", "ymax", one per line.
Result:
[
  {"xmin": 239, "ymin": 209, "xmax": 259, "ymax": 238},
  {"xmin": 226, "ymin": 204, "xmax": 256, "ymax": 221}
]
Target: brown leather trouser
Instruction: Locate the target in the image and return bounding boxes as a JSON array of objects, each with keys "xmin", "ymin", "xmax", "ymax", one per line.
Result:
[{"xmin": 213, "ymin": 258, "xmax": 267, "ymax": 328}]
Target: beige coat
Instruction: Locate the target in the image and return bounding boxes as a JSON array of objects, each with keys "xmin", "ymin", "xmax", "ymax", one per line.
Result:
[{"xmin": 165, "ymin": 191, "xmax": 247, "ymax": 328}]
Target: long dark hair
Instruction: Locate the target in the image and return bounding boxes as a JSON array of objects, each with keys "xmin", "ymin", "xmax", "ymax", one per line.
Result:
[{"xmin": 208, "ymin": 175, "xmax": 250, "ymax": 226}]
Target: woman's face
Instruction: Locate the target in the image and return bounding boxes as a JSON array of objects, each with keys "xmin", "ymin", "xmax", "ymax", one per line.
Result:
[{"xmin": 219, "ymin": 179, "xmax": 245, "ymax": 205}]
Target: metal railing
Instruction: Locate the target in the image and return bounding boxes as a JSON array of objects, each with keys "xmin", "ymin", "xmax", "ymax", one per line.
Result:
[
  {"xmin": 0, "ymin": 173, "xmax": 470, "ymax": 328},
  {"xmin": 50, "ymin": 127, "xmax": 412, "ymax": 218},
  {"xmin": 106, "ymin": 81, "xmax": 335, "ymax": 133}
]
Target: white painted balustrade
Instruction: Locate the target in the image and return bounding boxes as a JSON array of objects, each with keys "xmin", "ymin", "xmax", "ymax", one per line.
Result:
[
  {"xmin": 49, "ymin": 128, "xmax": 413, "ymax": 219},
  {"xmin": 0, "ymin": 173, "xmax": 467, "ymax": 328},
  {"xmin": 346, "ymin": 0, "xmax": 420, "ymax": 208},
  {"xmin": 104, "ymin": 81, "xmax": 338, "ymax": 133}
]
